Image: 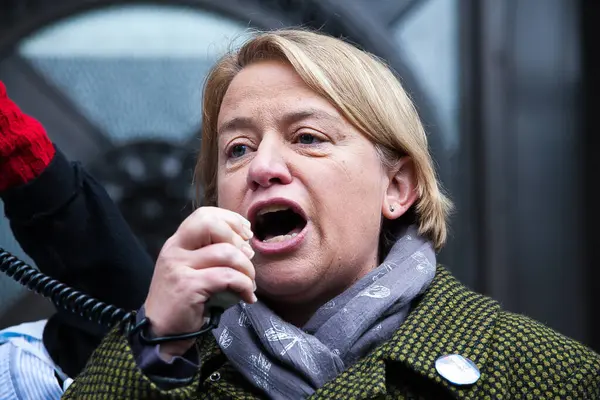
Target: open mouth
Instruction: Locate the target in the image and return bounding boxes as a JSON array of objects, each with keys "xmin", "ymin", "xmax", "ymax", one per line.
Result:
[{"xmin": 253, "ymin": 205, "xmax": 307, "ymax": 243}]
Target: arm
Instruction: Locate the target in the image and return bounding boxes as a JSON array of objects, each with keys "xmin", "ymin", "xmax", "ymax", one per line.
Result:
[
  {"xmin": 2, "ymin": 150, "xmax": 154, "ymax": 318},
  {"xmin": 0, "ymin": 81, "xmax": 154, "ymax": 313},
  {"xmin": 559, "ymin": 356, "xmax": 600, "ymax": 399},
  {"xmin": 131, "ymin": 306, "xmax": 200, "ymax": 389},
  {"xmin": 62, "ymin": 323, "xmax": 201, "ymax": 400},
  {"xmin": 65, "ymin": 206, "xmax": 257, "ymax": 397},
  {"xmin": 2, "ymin": 150, "xmax": 155, "ymax": 311},
  {"xmin": 0, "ymin": 81, "xmax": 155, "ymax": 376}
]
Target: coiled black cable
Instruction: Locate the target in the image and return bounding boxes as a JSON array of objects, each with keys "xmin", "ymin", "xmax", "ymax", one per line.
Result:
[
  {"xmin": 0, "ymin": 245, "xmax": 224, "ymax": 342},
  {"xmin": 0, "ymin": 246, "xmax": 133, "ymax": 329}
]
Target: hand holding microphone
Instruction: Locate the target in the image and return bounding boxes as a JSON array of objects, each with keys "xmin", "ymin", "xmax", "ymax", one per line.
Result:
[{"xmin": 144, "ymin": 206, "xmax": 256, "ymax": 358}]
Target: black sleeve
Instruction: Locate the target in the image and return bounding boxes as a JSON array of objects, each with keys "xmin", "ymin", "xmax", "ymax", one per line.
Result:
[{"xmin": 0, "ymin": 147, "xmax": 155, "ymax": 376}]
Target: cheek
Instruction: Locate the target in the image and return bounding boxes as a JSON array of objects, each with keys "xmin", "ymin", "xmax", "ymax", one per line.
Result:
[
  {"xmin": 321, "ymin": 159, "xmax": 386, "ymax": 228},
  {"xmin": 353, "ymin": 172, "xmax": 387, "ymax": 223},
  {"xmin": 216, "ymin": 173, "xmax": 243, "ymax": 210},
  {"xmin": 341, "ymin": 153, "xmax": 386, "ymax": 197}
]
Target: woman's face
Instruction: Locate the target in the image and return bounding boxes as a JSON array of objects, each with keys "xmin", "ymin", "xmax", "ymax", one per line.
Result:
[{"xmin": 216, "ymin": 60, "xmax": 403, "ymax": 304}]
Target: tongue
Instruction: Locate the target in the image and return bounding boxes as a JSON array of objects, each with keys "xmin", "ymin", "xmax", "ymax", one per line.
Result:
[{"xmin": 263, "ymin": 227, "xmax": 302, "ymax": 243}]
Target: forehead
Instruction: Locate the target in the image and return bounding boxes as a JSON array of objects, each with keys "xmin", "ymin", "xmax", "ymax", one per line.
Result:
[{"xmin": 217, "ymin": 61, "xmax": 340, "ymax": 128}]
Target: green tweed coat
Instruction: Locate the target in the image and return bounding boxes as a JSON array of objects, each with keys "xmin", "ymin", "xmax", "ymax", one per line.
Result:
[{"xmin": 63, "ymin": 266, "xmax": 600, "ymax": 399}]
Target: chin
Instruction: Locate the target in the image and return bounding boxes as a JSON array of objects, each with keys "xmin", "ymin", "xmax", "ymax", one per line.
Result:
[{"xmin": 256, "ymin": 262, "xmax": 317, "ymax": 300}]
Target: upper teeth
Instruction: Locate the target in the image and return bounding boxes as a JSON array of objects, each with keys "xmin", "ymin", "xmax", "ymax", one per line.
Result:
[{"xmin": 257, "ymin": 205, "xmax": 290, "ymax": 216}]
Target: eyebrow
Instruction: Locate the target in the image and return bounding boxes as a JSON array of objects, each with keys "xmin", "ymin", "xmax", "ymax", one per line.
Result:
[
  {"xmin": 217, "ymin": 109, "xmax": 340, "ymax": 136},
  {"xmin": 217, "ymin": 117, "xmax": 255, "ymax": 136},
  {"xmin": 281, "ymin": 109, "xmax": 340, "ymax": 125}
]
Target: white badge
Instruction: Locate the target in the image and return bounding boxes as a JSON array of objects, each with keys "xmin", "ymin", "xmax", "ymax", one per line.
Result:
[{"xmin": 435, "ymin": 354, "xmax": 480, "ymax": 385}]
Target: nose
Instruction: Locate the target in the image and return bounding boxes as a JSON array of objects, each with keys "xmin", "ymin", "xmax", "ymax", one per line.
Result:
[{"xmin": 247, "ymin": 137, "xmax": 292, "ymax": 190}]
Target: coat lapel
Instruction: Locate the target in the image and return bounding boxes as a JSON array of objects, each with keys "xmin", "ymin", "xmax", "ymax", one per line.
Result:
[{"xmin": 382, "ymin": 265, "xmax": 500, "ymax": 397}]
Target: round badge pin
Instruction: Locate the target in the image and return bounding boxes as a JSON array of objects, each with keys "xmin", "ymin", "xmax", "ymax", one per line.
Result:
[{"xmin": 435, "ymin": 354, "xmax": 481, "ymax": 385}]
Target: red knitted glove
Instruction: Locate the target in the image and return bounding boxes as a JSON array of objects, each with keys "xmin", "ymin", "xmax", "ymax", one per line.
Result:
[{"xmin": 0, "ymin": 81, "xmax": 55, "ymax": 191}]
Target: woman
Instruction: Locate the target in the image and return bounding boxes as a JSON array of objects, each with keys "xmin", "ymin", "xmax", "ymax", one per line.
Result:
[{"xmin": 63, "ymin": 29, "xmax": 599, "ymax": 399}]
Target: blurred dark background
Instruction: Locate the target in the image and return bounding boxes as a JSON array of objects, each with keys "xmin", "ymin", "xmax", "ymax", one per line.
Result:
[{"xmin": 0, "ymin": 0, "xmax": 598, "ymax": 352}]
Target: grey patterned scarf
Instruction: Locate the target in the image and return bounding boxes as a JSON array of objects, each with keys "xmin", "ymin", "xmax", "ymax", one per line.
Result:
[{"xmin": 213, "ymin": 225, "xmax": 436, "ymax": 399}]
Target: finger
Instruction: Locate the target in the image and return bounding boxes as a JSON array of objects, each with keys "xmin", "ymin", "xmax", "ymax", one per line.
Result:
[
  {"xmin": 181, "ymin": 207, "xmax": 253, "ymax": 241},
  {"xmin": 184, "ymin": 243, "xmax": 255, "ymax": 280},
  {"xmin": 176, "ymin": 214, "xmax": 249, "ymax": 251},
  {"xmin": 194, "ymin": 266, "xmax": 256, "ymax": 305}
]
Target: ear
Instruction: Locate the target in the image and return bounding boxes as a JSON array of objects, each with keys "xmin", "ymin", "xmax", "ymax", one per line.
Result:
[{"xmin": 382, "ymin": 157, "xmax": 418, "ymax": 220}]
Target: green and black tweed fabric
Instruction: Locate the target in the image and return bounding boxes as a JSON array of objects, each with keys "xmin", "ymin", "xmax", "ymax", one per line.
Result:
[{"xmin": 63, "ymin": 266, "xmax": 600, "ymax": 399}]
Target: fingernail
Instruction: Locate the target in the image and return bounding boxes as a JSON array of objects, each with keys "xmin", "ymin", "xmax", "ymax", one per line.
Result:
[
  {"xmin": 242, "ymin": 225, "xmax": 254, "ymax": 240},
  {"xmin": 242, "ymin": 243, "xmax": 255, "ymax": 259},
  {"xmin": 253, "ymin": 281, "xmax": 257, "ymax": 291},
  {"xmin": 252, "ymin": 294, "xmax": 258, "ymax": 303}
]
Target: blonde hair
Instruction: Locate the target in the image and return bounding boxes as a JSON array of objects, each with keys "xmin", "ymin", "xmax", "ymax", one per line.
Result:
[{"xmin": 197, "ymin": 29, "xmax": 453, "ymax": 250}]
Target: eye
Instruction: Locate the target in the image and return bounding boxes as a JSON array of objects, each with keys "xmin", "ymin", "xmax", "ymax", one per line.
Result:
[
  {"xmin": 297, "ymin": 133, "xmax": 322, "ymax": 145},
  {"xmin": 229, "ymin": 144, "xmax": 248, "ymax": 158}
]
